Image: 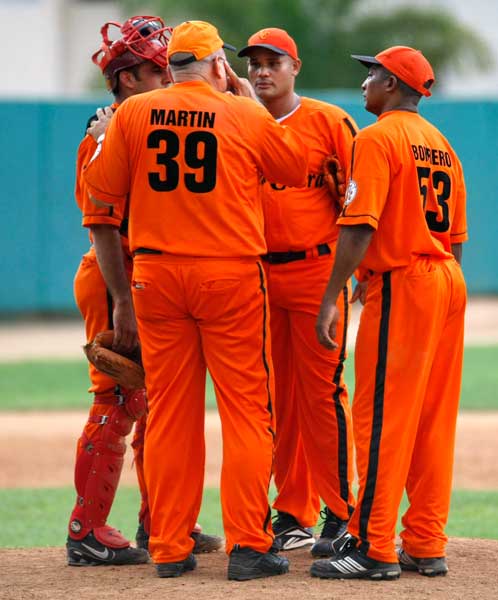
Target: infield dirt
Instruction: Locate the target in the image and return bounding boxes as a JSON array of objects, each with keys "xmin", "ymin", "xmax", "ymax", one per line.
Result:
[
  {"xmin": 2, "ymin": 539, "xmax": 498, "ymax": 600},
  {"xmin": 2, "ymin": 298, "xmax": 498, "ymax": 598}
]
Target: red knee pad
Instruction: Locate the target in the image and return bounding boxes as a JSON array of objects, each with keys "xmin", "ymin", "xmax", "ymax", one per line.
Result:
[{"xmin": 123, "ymin": 388, "xmax": 147, "ymax": 420}]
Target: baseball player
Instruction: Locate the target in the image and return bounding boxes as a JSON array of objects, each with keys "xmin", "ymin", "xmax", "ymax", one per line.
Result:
[
  {"xmin": 239, "ymin": 28, "xmax": 357, "ymax": 555},
  {"xmin": 83, "ymin": 20, "xmax": 309, "ymax": 580},
  {"xmin": 68, "ymin": 16, "xmax": 221, "ymax": 567},
  {"xmin": 312, "ymin": 46, "xmax": 467, "ymax": 580}
]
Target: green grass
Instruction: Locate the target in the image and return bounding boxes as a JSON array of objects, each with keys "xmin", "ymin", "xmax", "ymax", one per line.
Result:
[
  {"xmin": 0, "ymin": 360, "xmax": 217, "ymax": 411},
  {"xmin": 0, "ymin": 486, "xmax": 497, "ymax": 548},
  {"xmin": 1, "ymin": 345, "xmax": 497, "ymax": 411}
]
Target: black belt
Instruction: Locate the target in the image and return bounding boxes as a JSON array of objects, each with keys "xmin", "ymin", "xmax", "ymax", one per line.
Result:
[
  {"xmin": 133, "ymin": 247, "xmax": 162, "ymax": 256},
  {"xmin": 119, "ymin": 218, "xmax": 129, "ymax": 237},
  {"xmin": 261, "ymin": 243, "xmax": 330, "ymax": 265}
]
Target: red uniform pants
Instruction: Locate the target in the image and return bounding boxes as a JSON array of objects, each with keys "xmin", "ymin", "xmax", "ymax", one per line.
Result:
[
  {"xmin": 132, "ymin": 254, "xmax": 275, "ymax": 564},
  {"xmin": 349, "ymin": 256, "xmax": 466, "ymax": 562}
]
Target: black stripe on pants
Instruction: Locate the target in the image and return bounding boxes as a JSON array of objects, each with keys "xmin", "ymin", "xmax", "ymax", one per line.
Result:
[
  {"xmin": 332, "ymin": 285, "xmax": 353, "ymax": 510},
  {"xmin": 359, "ymin": 272, "xmax": 391, "ymax": 554}
]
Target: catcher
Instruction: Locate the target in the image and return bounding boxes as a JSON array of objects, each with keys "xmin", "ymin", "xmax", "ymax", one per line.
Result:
[{"xmin": 68, "ymin": 16, "xmax": 222, "ymax": 567}]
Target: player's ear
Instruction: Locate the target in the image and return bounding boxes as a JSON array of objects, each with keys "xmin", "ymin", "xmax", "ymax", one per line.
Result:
[
  {"xmin": 384, "ymin": 73, "xmax": 398, "ymax": 93},
  {"xmin": 292, "ymin": 58, "xmax": 302, "ymax": 77},
  {"xmin": 213, "ymin": 55, "xmax": 225, "ymax": 80},
  {"xmin": 118, "ymin": 69, "xmax": 135, "ymax": 91}
]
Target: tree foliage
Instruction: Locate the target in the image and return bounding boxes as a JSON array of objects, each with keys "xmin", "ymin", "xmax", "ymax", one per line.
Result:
[{"xmin": 120, "ymin": 0, "xmax": 493, "ymax": 89}]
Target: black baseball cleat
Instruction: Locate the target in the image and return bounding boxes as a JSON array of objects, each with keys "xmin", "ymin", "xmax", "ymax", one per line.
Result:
[
  {"xmin": 272, "ymin": 511, "xmax": 315, "ymax": 551},
  {"xmin": 135, "ymin": 521, "xmax": 149, "ymax": 550},
  {"xmin": 66, "ymin": 532, "xmax": 149, "ymax": 566},
  {"xmin": 397, "ymin": 548, "xmax": 448, "ymax": 577},
  {"xmin": 136, "ymin": 522, "xmax": 223, "ymax": 554},
  {"xmin": 156, "ymin": 554, "xmax": 197, "ymax": 578},
  {"xmin": 311, "ymin": 541, "xmax": 401, "ymax": 580},
  {"xmin": 310, "ymin": 507, "xmax": 349, "ymax": 557},
  {"xmin": 228, "ymin": 546, "xmax": 290, "ymax": 581}
]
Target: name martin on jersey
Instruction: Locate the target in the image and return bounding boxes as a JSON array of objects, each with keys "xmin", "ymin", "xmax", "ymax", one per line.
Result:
[{"xmin": 150, "ymin": 109, "xmax": 216, "ymax": 128}]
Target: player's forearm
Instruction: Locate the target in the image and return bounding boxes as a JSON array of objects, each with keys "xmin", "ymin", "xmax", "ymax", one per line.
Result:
[
  {"xmin": 90, "ymin": 225, "xmax": 131, "ymax": 305},
  {"xmin": 451, "ymin": 243, "xmax": 462, "ymax": 265},
  {"xmin": 322, "ymin": 225, "xmax": 374, "ymax": 304}
]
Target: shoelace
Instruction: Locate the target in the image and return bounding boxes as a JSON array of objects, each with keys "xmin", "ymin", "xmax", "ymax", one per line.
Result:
[{"xmin": 272, "ymin": 511, "xmax": 298, "ymax": 530}]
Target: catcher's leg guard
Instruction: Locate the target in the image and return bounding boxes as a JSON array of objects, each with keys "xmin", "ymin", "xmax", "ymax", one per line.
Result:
[{"xmin": 69, "ymin": 387, "xmax": 147, "ymax": 547}]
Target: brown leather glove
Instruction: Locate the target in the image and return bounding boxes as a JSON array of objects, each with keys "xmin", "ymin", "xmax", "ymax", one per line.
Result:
[
  {"xmin": 322, "ymin": 154, "xmax": 346, "ymax": 209},
  {"xmin": 83, "ymin": 330, "xmax": 145, "ymax": 389}
]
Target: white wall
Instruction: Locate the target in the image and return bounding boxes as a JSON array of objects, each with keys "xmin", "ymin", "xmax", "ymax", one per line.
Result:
[
  {"xmin": 434, "ymin": 0, "xmax": 498, "ymax": 96},
  {"xmin": 2, "ymin": 0, "xmax": 62, "ymax": 96},
  {"xmin": 1, "ymin": 0, "xmax": 123, "ymax": 98},
  {"xmin": 1, "ymin": 0, "xmax": 497, "ymax": 97}
]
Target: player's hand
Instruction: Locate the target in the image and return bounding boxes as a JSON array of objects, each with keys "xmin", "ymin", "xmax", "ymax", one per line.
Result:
[
  {"xmin": 112, "ymin": 297, "xmax": 138, "ymax": 354},
  {"xmin": 225, "ymin": 62, "xmax": 257, "ymax": 100},
  {"xmin": 316, "ymin": 301, "xmax": 340, "ymax": 350},
  {"xmin": 87, "ymin": 106, "xmax": 114, "ymax": 141},
  {"xmin": 351, "ymin": 281, "xmax": 368, "ymax": 305}
]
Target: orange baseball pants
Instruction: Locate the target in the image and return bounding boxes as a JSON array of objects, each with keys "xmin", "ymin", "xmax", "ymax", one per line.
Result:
[
  {"xmin": 132, "ymin": 254, "xmax": 276, "ymax": 564},
  {"xmin": 265, "ymin": 251, "xmax": 355, "ymax": 527},
  {"xmin": 348, "ymin": 256, "xmax": 466, "ymax": 562},
  {"xmin": 73, "ymin": 246, "xmax": 148, "ymax": 526}
]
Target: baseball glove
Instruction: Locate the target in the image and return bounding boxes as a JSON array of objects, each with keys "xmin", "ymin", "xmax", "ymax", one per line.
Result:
[
  {"xmin": 83, "ymin": 330, "xmax": 145, "ymax": 389},
  {"xmin": 322, "ymin": 154, "xmax": 346, "ymax": 208}
]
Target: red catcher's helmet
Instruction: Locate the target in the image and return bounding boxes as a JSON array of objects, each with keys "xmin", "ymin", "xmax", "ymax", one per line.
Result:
[{"xmin": 92, "ymin": 16, "xmax": 172, "ymax": 92}]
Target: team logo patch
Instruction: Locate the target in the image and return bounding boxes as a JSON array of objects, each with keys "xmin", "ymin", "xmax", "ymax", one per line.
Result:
[
  {"xmin": 258, "ymin": 29, "xmax": 270, "ymax": 40},
  {"xmin": 344, "ymin": 179, "xmax": 358, "ymax": 206}
]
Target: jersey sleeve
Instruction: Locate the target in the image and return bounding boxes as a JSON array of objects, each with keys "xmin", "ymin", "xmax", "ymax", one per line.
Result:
[
  {"xmin": 338, "ymin": 135, "xmax": 390, "ymax": 230},
  {"xmin": 74, "ymin": 135, "xmax": 97, "ymax": 213},
  {"xmin": 82, "ymin": 106, "xmax": 129, "ymax": 228},
  {"xmin": 248, "ymin": 102, "xmax": 308, "ymax": 187},
  {"xmin": 450, "ymin": 157, "xmax": 468, "ymax": 244},
  {"xmin": 329, "ymin": 112, "xmax": 358, "ymax": 176}
]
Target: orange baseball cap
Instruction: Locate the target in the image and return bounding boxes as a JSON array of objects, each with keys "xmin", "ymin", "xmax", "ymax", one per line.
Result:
[
  {"xmin": 238, "ymin": 28, "xmax": 299, "ymax": 60},
  {"xmin": 351, "ymin": 45, "xmax": 435, "ymax": 97},
  {"xmin": 167, "ymin": 20, "xmax": 236, "ymax": 66}
]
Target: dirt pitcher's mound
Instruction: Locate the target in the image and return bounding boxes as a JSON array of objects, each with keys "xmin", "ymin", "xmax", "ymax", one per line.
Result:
[
  {"xmin": 1, "ymin": 538, "xmax": 497, "ymax": 600},
  {"xmin": 4, "ymin": 411, "xmax": 498, "ymax": 489}
]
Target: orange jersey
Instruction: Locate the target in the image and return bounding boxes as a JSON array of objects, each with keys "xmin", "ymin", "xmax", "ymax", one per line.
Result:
[
  {"xmin": 338, "ymin": 110, "xmax": 467, "ymax": 272},
  {"xmin": 83, "ymin": 80, "xmax": 308, "ymax": 257},
  {"xmin": 75, "ymin": 103, "xmax": 131, "ymax": 254},
  {"xmin": 75, "ymin": 135, "xmax": 98, "ymax": 214},
  {"xmin": 263, "ymin": 97, "xmax": 358, "ymax": 251}
]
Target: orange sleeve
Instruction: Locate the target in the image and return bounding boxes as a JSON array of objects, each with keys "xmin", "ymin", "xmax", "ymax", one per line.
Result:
[
  {"xmin": 338, "ymin": 135, "xmax": 390, "ymax": 230},
  {"xmin": 246, "ymin": 101, "xmax": 308, "ymax": 188},
  {"xmin": 75, "ymin": 135, "xmax": 98, "ymax": 213},
  {"xmin": 450, "ymin": 157, "xmax": 468, "ymax": 243},
  {"xmin": 82, "ymin": 106, "xmax": 129, "ymax": 228},
  {"xmin": 330, "ymin": 113, "xmax": 358, "ymax": 177}
]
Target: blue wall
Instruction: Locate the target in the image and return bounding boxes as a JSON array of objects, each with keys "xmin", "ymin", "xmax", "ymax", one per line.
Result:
[{"xmin": 0, "ymin": 95, "xmax": 496, "ymax": 314}]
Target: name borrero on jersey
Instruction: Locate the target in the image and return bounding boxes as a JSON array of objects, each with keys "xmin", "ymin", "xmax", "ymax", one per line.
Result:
[{"xmin": 411, "ymin": 144, "xmax": 452, "ymax": 167}]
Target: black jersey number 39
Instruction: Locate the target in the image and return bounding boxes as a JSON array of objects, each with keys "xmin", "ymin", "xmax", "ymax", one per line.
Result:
[
  {"xmin": 417, "ymin": 166, "xmax": 451, "ymax": 233},
  {"xmin": 147, "ymin": 130, "xmax": 217, "ymax": 193}
]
